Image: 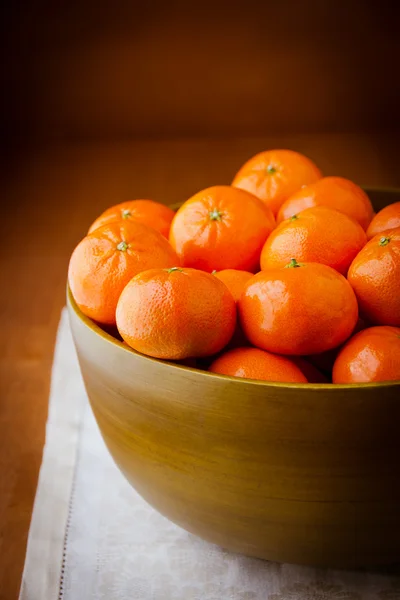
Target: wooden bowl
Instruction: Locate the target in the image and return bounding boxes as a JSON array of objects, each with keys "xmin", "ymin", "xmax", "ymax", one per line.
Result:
[{"xmin": 67, "ymin": 188, "xmax": 400, "ymax": 569}]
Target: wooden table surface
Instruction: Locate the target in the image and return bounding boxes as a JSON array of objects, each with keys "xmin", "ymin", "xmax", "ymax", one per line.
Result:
[{"xmin": 0, "ymin": 134, "xmax": 399, "ymax": 599}]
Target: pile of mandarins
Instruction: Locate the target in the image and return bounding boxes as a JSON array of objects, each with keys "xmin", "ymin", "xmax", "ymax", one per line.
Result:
[{"xmin": 68, "ymin": 149, "xmax": 400, "ymax": 384}]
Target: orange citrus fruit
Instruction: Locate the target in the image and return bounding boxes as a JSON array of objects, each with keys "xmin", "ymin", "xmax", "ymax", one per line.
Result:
[
  {"xmin": 88, "ymin": 199, "xmax": 175, "ymax": 238},
  {"xmin": 169, "ymin": 186, "xmax": 275, "ymax": 272},
  {"xmin": 239, "ymin": 260, "xmax": 358, "ymax": 355},
  {"xmin": 116, "ymin": 267, "xmax": 236, "ymax": 359},
  {"xmin": 277, "ymin": 176, "xmax": 374, "ymax": 230},
  {"xmin": 213, "ymin": 269, "xmax": 254, "ymax": 302},
  {"xmin": 232, "ymin": 149, "xmax": 321, "ymax": 215},
  {"xmin": 213, "ymin": 269, "xmax": 254, "ymax": 348},
  {"xmin": 347, "ymin": 228, "xmax": 400, "ymax": 326},
  {"xmin": 366, "ymin": 201, "xmax": 400, "ymax": 239},
  {"xmin": 209, "ymin": 347, "xmax": 307, "ymax": 383},
  {"xmin": 260, "ymin": 206, "xmax": 367, "ymax": 275},
  {"xmin": 68, "ymin": 221, "xmax": 179, "ymax": 325},
  {"xmin": 333, "ymin": 326, "xmax": 400, "ymax": 383}
]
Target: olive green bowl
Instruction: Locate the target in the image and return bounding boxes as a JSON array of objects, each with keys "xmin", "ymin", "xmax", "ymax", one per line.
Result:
[{"xmin": 67, "ymin": 188, "xmax": 400, "ymax": 569}]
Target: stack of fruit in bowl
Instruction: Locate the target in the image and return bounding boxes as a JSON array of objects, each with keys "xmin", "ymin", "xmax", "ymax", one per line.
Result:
[{"xmin": 68, "ymin": 149, "xmax": 400, "ymax": 385}]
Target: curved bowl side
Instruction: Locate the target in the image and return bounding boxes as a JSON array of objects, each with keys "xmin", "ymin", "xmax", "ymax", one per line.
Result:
[{"xmin": 67, "ymin": 290, "xmax": 400, "ymax": 568}]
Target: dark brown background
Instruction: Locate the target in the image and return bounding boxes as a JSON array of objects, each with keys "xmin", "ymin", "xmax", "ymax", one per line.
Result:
[
  {"xmin": 1, "ymin": 1, "xmax": 399, "ymax": 598},
  {"xmin": 1, "ymin": 0, "xmax": 400, "ymax": 142}
]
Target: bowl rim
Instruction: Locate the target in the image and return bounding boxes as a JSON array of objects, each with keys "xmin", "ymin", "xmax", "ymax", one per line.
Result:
[{"xmin": 67, "ymin": 286, "xmax": 400, "ymax": 392}]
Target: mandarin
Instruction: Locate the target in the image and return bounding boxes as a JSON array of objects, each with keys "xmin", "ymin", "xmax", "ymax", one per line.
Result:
[
  {"xmin": 213, "ymin": 269, "xmax": 254, "ymax": 302},
  {"xmin": 213, "ymin": 269, "xmax": 254, "ymax": 349},
  {"xmin": 116, "ymin": 267, "xmax": 236, "ymax": 360},
  {"xmin": 333, "ymin": 326, "xmax": 400, "ymax": 383},
  {"xmin": 68, "ymin": 221, "xmax": 179, "ymax": 325},
  {"xmin": 169, "ymin": 186, "xmax": 275, "ymax": 272},
  {"xmin": 260, "ymin": 206, "xmax": 366, "ymax": 275},
  {"xmin": 366, "ymin": 201, "xmax": 400, "ymax": 239},
  {"xmin": 209, "ymin": 347, "xmax": 307, "ymax": 383},
  {"xmin": 88, "ymin": 199, "xmax": 175, "ymax": 238},
  {"xmin": 239, "ymin": 260, "xmax": 358, "ymax": 355},
  {"xmin": 277, "ymin": 176, "xmax": 374, "ymax": 230},
  {"xmin": 232, "ymin": 149, "xmax": 321, "ymax": 216},
  {"xmin": 347, "ymin": 228, "xmax": 400, "ymax": 326}
]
